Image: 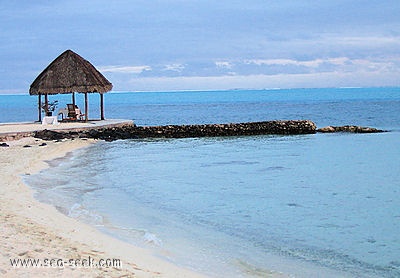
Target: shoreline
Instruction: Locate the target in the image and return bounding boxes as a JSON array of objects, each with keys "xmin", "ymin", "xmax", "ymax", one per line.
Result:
[
  {"xmin": 0, "ymin": 136, "xmax": 371, "ymax": 278},
  {"xmin": 0, "ymin": 137, "xmax": 208, "ymax": 277}
]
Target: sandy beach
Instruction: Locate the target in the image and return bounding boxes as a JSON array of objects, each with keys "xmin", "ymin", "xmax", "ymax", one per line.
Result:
[{"xmin": 0, "ymin": 136, "xmax": 208, "ymax": 277}]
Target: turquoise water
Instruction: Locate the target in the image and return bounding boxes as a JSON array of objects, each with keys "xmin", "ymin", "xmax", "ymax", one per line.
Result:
[
  {"xmin": 21, "ymin": 88, "xmax": 400, "ymax": 277},
  {"xmin": 2, "ymin": 87, "xmax": 400, "ymax": 129}
]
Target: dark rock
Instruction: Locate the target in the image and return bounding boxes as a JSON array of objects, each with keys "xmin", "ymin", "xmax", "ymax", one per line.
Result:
[
  {"xmin": 33, "ymin": 120, "xmax": 317, "ymax": 141},
  {"xmin": 34, "ymin": 129, "xmax": 71, "ymax": 140},
  {"xmin": 0, "ymin": 142, "xmax": 9, "ymax": 147},
  {"xmin": 317, "ymin": 126, "xmax": 335, "ymax": 133},
  {"xmin": 317, "ymin": 125, "xmax": 385, "ymax": 133},
  {"xmin": 31, "ymin": 121, "xmax": 388, "ymax": 142},
  {"xmin": 39, "ymin": 143, "xmax": 47, "ymax": 147},
  {"xmin": 68, "ymin": 131, "xmax": 80, "ymax": 138},
  {"xmin": 23, "ymin": 145, "xmax": 32, "ymax": 148}
]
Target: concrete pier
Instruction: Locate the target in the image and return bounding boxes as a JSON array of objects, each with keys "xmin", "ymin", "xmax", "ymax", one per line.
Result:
[{"xmin": 0, "ymin": 119, "xmax": 133, "ymax": 141}]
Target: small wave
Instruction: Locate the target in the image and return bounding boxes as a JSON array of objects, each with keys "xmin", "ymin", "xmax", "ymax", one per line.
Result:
[
  {"xmin": 235, "ymin": 259, "xmax": 282, "ymax": 277},
  {"xmin": 202, "ymin": 160, "xmax": 260, "ymax": 167},
  {"xmin": 143, "ymin": 232, "xmax": 163, "ymax": 246},
  {"xmin": 262, "ymin": 166, "xmax": 288, "ymax": 171},
  {"xmin": 287, "ymin": 203, "xmax": 302, "ymax": 207},
  {"xmin": 68, "ymin": 203, "xmax": 104, "ymax": 225},
  {"xmin": 274, "ymin": 245, "xmax": 400, "ymax": 278}
]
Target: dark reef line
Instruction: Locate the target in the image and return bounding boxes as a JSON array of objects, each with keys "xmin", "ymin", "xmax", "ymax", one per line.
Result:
[{"xmin": 32, "ymin": 120, "xmax": 385, "ymax": 141}]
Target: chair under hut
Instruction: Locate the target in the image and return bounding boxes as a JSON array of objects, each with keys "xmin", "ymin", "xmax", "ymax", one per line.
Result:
[{"xmin": 29, "ymin": 49, "xmax": 113, "ymax": 122}]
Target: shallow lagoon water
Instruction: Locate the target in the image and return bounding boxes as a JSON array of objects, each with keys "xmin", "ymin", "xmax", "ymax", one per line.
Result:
[{"xmin": 23, "ymin": 88, "xmax": 400, "ymax": 277}]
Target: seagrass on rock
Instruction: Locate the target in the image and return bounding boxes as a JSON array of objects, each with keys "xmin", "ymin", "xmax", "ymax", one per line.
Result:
[{"xmin": 29, "ymin": 50, "xmax": 112, "ymax": 121}]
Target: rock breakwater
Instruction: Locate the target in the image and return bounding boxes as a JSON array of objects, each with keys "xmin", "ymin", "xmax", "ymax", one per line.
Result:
[
  {"xmin": 34, "ymin": 120, "xmax": 317, "ymax": 141},
  {"xmin": 33, "ymin": 121, "xmax": 386, "ymax": 142}
]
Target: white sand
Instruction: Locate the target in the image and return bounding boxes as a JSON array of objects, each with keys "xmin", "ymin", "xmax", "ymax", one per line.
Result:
[{"xmin": 0, "ymin": 137, "xmax": 207, "ymax": 277}]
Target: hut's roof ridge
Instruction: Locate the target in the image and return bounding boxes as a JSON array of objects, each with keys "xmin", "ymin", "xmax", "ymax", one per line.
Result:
[{"xmin": 29, "ymin": 50, "xmax": 112, "ymax": 95}]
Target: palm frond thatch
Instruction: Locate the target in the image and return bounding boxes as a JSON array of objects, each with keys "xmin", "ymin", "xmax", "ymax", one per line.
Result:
[{"xmin": 29, "ymin": 50, "xmax": 112, "ymax": 95}]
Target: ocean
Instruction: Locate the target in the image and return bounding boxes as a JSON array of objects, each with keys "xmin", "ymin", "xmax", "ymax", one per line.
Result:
[{"xmin": 8, "ymin": 87, "xmax": 400, "ymax": 277}]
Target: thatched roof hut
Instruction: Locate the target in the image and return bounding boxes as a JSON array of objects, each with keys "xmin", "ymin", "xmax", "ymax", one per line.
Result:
[{"xmin": 30, "ymin": 49, "xmax": 112, "ymax": 122}]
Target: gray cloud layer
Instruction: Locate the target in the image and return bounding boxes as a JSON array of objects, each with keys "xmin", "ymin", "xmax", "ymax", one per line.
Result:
[{"xmin": 1, "ymin": 1, "xmax": 399, "ymax": 92}]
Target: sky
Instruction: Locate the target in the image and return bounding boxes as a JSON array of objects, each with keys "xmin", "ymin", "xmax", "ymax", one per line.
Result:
[{"xmin": 1, "ymin": 0, "xmax": 399, "ymax": 93}]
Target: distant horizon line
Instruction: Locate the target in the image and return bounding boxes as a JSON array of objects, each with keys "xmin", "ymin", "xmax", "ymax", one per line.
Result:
[
  {"xmin": 112, "ymin": 86, "xmax": 399, "ymax": 94},
  {"xmin": 1, "ymin": 85, "xmax": 399, "ymax": 96}
]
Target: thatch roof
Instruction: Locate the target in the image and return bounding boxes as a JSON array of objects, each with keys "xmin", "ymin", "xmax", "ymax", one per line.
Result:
[{"xmin": 29, "ymin": 50, "xmax": 112, "ymax": 95}]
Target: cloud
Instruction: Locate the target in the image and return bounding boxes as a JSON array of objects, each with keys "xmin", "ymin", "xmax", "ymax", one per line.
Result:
[
  {"xmin": 332, "ymin": 35, "xmax": 400, "ymax": 47},
  {"xmin": 98, "ymin": 65, "xmax": 152, "ymax": 74},
  {"xmin": 125, "ymin": 70, "xmax": 400, "ymax": 92},
  {"xmin": 103, "ymin": 56, "xmax": 400, "ymax": 91},
  {"xmin": 215, "ymin": 61, "xmax": 233, "ymax": 69},
  {"xmin": 244, "ymin": 58, "xmax": 349, "ymax": 68},
  {"xmin": 162, "ymin": 63, "xmax": 185, "ymax": 72},
  {"xmin": 0, "ymin": 89, "xmax": 24, "ymax": 95},
  {"xmin": 95, "ymin": 55, "xmax": 400, "ymax": 92}
]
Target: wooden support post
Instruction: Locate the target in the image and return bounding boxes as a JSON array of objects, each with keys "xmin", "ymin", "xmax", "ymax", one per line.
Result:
[
  {"xmin": 72, "ymin": 92, "xmax": 76, "ymax": 106},
  {"xmin": 38, "ymin": 93, "xmax": 42, "ymax": 122},
  {"xmin": 100, "ymin": 93, "xmax": 105, "ymax": 120},
  {"xmin": 44, "ymin": 94, "xmax": 49, "ymax": 115},
  {"xmin": 84, "ymin": 92, "xmax": 88, "ymax": 122}
]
